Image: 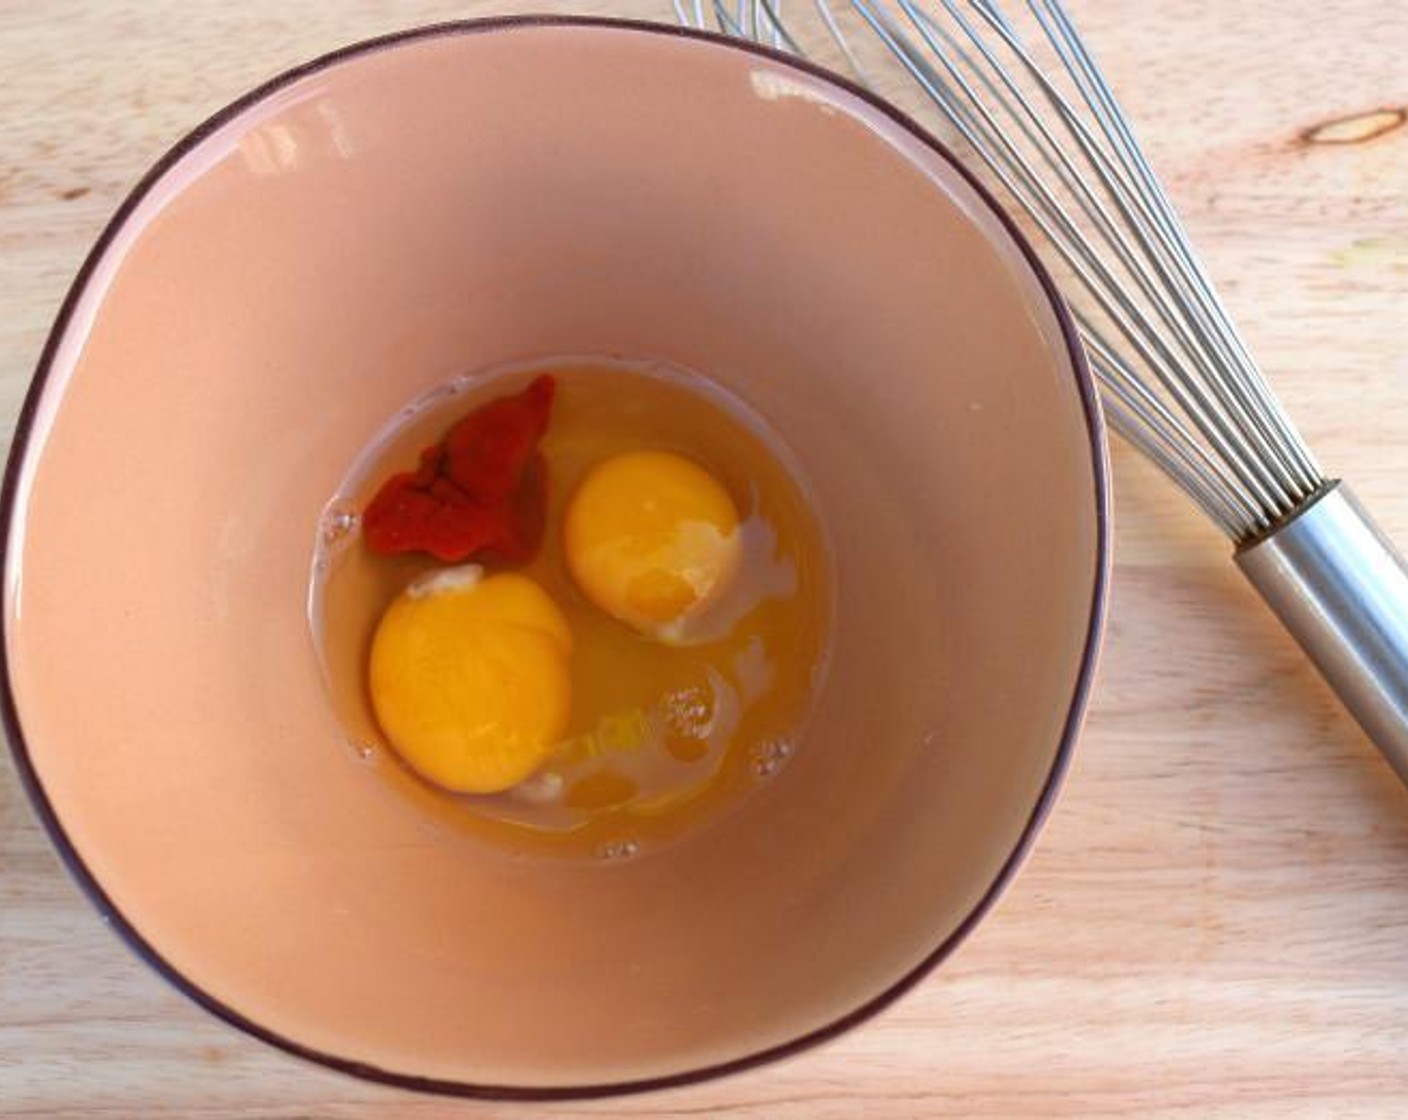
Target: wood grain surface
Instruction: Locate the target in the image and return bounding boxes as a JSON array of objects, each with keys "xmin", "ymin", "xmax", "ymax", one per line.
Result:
[{"xmin": 3, "ymin": 1, "xmax": 1407, "ymax": 1116}]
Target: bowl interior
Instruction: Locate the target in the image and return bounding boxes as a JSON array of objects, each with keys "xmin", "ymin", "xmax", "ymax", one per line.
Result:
[{"xmin": 5, "ymin": 21, "xmax": 1104, "ymax": 1092}]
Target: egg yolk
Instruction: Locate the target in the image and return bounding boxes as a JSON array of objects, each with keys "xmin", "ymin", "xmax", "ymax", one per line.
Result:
[
  {"xmin": 563, "ymin": 450, "xmax": 742, "ymax": 637},
  {"xmin": 369, "ymin": 565, "xmax": 572, "ymax": 794}
]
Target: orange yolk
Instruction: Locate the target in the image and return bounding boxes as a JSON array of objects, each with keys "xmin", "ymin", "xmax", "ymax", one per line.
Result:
[
  {"xmin": 563, "ymin": 450, "xmax": 742, "ymax": 639},
  {"xmin": 368, "ymin": 566, "xmax": 572, "ymax": 793}
]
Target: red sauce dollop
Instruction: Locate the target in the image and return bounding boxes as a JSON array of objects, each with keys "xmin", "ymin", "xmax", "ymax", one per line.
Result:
[{"xmin": 362, "ymin": 375, "xmax": 555, "ymax": 562}]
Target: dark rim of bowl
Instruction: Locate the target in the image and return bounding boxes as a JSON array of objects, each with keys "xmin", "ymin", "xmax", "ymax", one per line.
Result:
[{"xmin": 0, "ymin": 14, "xmax": 1111, "ymax": 1102}]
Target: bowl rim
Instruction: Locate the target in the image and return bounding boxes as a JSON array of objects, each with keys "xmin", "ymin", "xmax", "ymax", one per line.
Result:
[{"xmin": 0, "ymin": 14, "xmax": 1111, "ymax": 1101}]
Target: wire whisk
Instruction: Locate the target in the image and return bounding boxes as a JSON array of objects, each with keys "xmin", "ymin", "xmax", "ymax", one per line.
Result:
[{"xmin": 678, "ymin": 0, "xmax": 1408, "ymax": 790}]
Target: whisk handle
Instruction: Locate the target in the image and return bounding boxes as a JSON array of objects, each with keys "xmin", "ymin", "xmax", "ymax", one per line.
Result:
[{"xmin": 1237, "ymin": 483, "xmax": 1408, "ymax": 787}]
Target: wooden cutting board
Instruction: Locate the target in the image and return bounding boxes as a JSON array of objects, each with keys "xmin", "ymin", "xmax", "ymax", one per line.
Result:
[{"xmin": 2, "ymin": 2, "xmax": 1406, "ymax": 1116}]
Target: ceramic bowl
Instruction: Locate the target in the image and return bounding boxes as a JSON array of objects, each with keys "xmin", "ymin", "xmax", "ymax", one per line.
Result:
[{"xmin": 2, "ymin": 17, "xmax": 1107, "ymax": 1097}]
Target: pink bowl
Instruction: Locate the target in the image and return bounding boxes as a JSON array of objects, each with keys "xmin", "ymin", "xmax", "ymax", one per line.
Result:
[{"xmin": 2, "ymin": 17, "xmax": 1108, "ymax": 1098}]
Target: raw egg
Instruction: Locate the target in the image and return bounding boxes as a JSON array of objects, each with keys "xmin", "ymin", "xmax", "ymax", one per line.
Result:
[
  {"xmin": 368, "ymin": 566, "xmax": 572, "ymax": 794},
  {"xmin": 564, "ymin": 450, "xmax": 742, "ymax": 638},
  {"xmin": 312, "ymin": 362, "xmax": 832, "ymax": 861}
]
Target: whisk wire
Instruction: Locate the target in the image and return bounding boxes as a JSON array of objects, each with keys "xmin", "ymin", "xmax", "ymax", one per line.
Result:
[
  {"xmin": 937, "ymin": 0, "xmax": 1318, "ymax": 519},
  {"xmin": 679, "ymin": 0, "xmax": 1328, "ymax": 541},
  {"xmin": 812, "ymin": 0, "xmax": 873, "ymax": 84},
  {"xmin": 1079, "ymin": 320, "xmax": 1264, "ymax": 532},
  {"xmin": 1098, "ymin": 390, "xmax": 1242, "ymax": 537},
  {"xmin": 1033, "ymin": 3, "xmax": 1319, "ymax": 489},
  {"xmin": 755, "ymin": 0, "xmax": 803, "ymax": 52},
  {"xmin": 711, "ymin": 0, "xmax": 745, "ymax": 37},
  {"xmin": 860, "ymin": 0, "xmax": 1296, "ymax": 524},
  {"xmin": 1028, "ymin": 0, "xmax": 1323, "ymax": 491}
]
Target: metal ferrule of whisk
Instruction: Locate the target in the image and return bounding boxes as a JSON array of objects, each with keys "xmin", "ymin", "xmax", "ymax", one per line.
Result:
[
  {"xmin": 685, "ymin": 0, "xmax": 1408, "ymax": 786},
  {"xmin": 1238, "ymin": 486, "xmax": 1408, "ymax": 785}
]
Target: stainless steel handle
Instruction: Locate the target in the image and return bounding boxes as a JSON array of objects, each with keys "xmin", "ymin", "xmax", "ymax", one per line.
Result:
[{"xmin": 1237, "ymin": 482, "xmax": 1408, "ymax": 786}]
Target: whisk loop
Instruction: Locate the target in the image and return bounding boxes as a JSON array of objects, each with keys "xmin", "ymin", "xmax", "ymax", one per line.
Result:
[{"xmin": 679, "ymin": 0, "xmax": 1408, "ymax": 791}]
